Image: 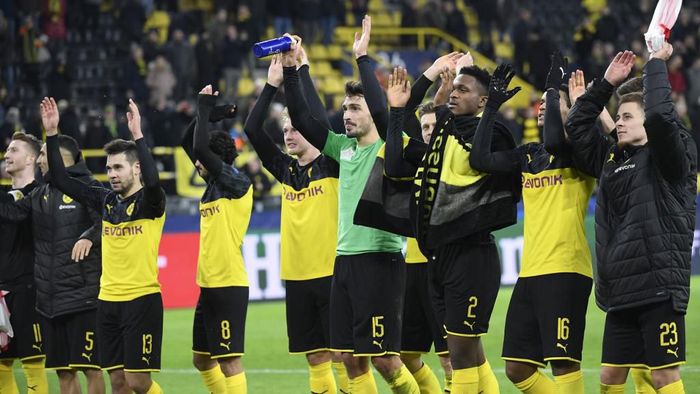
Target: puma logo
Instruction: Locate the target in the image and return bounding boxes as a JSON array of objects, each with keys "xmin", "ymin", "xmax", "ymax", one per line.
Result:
[
  {"xmin": 463, "ymin": 320, "xmax": 475, "ymax": 331},
  {"xmin": 32, "ymin": 343, "xmax": 43, "ymax": 352},
  {"xmin": 141, "ymin": 356, "xmax": 150, "ymax": 366},
  {"xmin": 556, "ymin": 343, "xmax": 568, "ymax": 353},
  {"xmin": 82, "ymin": 352, "xmax": 93, "ymax": 362},
  {"xmin": 220, "ymin": 342, "xmax": 231, "ymax": 351},
  {"xmin": 339, "ymin": 390, "xmax": 350, "ymax": 394},
  {"xmin": 667, "ymin": 347, "xmax": 679, "ymax": 358},
  {"xmin": 311, "ymin": 391, "xmax": 329, "ymax": 394},
  {"xmin": 28, "ymin": 385, "xmax": 38, "ymax": 391},
  {"xmin": 372, "ymin": 340, "xmax": 383, "ymax": 349}
]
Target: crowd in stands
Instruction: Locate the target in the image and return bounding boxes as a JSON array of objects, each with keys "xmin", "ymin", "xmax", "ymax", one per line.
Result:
[{"xmin": 1, "ymin": 0, "xmax": 700, "ymax": 207}]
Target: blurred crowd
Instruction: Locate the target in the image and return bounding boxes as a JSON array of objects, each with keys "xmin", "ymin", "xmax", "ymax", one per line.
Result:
[{"xmin": 1, "ymin": 0, "xmax": 700, "ymax": 206}]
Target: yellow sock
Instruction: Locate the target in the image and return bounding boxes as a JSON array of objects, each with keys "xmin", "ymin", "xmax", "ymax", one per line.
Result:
[
  {"xmin": 384, "ymin": 364, "xmax": 420, "ymax": 393},
  {"xmin": 21, "ymin": 359, "xmax": 48, "ymax": 394},
  {"xmin": 600, "ymin": 383, "xmax": 626, "ymax": 394},
  {"xmin": 333, "ymin": 361, "xmax": 350, "ymax": 394},
  {"xmin": 146, "ymin": 380, "xmax": 163, "ymax": 394},
  {"xmin": 658, "ymin": 380, "xmax": 685, "ymax": 394},
  {"xmin": 0, "ymin": 362, "xmax": 19, "ymax": 394},
  {"xmin": 226, "ymin": 372, "xmax": 247, "ymax": 394},
  {"xmin": 199, "ymin": 366, "xmax": 227, "ymax": 394},
  {"xmin": 452, "ymin": 367, "xmax": 479, "ymax": 394},
  {"xmin": 412, "ymin": 363, "xmax": 442, "ymax": 394},
  {"xmin": 349, "ymin": 369, "xmax": 378, "ymax": 394},
  {"xmin": 631, "ymin": 368, "xmax": 656, "ymax": 394},
  {"xmin": 309, "ymin": 361, "xmax": 337, "ymax": 394},
  {"xmin": 477, "ymin": 360, "xmax": 499, "ymax": 394},
  {"xmin": 554, "ymin": 370, "xmax": 583, "ymax": 394},
  {"xmin": 513, "ymin": 370, "xmax": 555, "ymax": 394},
  {"xmin": 444, "ymin": 372, "xmax": 453, "ymax": 393}
]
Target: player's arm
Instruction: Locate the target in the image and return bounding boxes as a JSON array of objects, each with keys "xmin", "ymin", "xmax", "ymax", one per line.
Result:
[
  {"xmin": 283, "ymin": 65, "xmax": 331, "ymax": 152},
  {"xmin": 127, "ymin": 99, "xmax": 165, "ymax": 211},
  {"xmin": 385, "ymin": 67, "xmax": 426, "ymax": 177},
  {"xmin": 354, "ymin": 16, "xmax": 389, "ymax": 139},
  {"xmin": 72, "ymin": 200, "xmax": 102, "ymax": 262},
  {"xmin": 542, "ymin": 52, "xmax": 570, "ymax": 156},
  {"xmin": 469, "ymin": 64, "xmax": 522, "ymax": 173},
  {"xmin": 644, "ymin": 43, "xmax": 694, "ymax": 181},
  {"xmin": 42, "ymin": 97, "xmax": 107, "ymax": 212},
  {"xmin": 243, "ymin": 55, "xmax": 292, "ymax": 182},
  {"xmin": 297, "ymin": 43, "xmax": 333, "ymax": 131},
  {"xmin": 193, "ymin": 85, "xmax": 225, "ymax": 177},
  {"xmin": 181, "ymin": 104, "xmax": 238, "ymax": 164},
  {"xmin": 568, "ymin": 69, "xmax": 616, "ymax": 134}
]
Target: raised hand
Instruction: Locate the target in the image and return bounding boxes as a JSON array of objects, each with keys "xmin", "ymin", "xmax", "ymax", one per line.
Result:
[
  {"xmin": 434, "ymin": 69, "xmax": 455, "ymax": 106},
  {"xmin": 650, "ymin": 41, "xmax": 673, "ymax": 61},
  {"xmin": 425, "ymin": 51, "xmax": 463, "ymax": 80},
  {"xmin": 604, "ymin": 50, "xmax": 636, "ymax": 87},
  {"xmin": 267, "ymin": 54, "xmax": 284, "ymax": 87},
  {"xmin": 297, "ymin": 43, "xmax": 310, "ymax": 68},
  {"xmin": 40, "ymin": 97, "xmax": 59, "ymax": 136},
  {"xmin": 353, "ymin": 15, "xmax": 371, "ymax": 59},
  {"xmin": 545, "ymin": 51, "xmax": 568, "ymax": 91},
  {"xmin": 486, "ymin": 64, "xmax": 521, "ymax": 110},
  {"xmin": 126, "ymin": 98, "xmax": 143, "ymax": 139},
  {"xmin": 199, "ymin": 84, "xmax": 220, "ymax": 96},
  {"xmin": 281, "ymin": 34, "xmax": 301, "ymax": 67},
  {"xmin": 209, "ymin": 104, "xmax": 238, "ymax": 122},
  {"xmin": 568, "ymin": 69, "xmax": 586, "ymax": 105},
  {"xmin": 455, "ymin": 51, "xmax": 474, "ymax": 72},
  {"xmin": 386, "ymin": 66, "xmax": 411, "ymax": 108}
]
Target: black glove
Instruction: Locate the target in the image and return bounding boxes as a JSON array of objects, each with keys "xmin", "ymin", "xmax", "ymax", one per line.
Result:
[
  {"xmin": 545, "ymin": 51, "xmax": 568, "ymax": 91},
  {"xmin": 209, "ymin": 104, "xmax": 237, "ymax": 122},
  {"xmin": 485, "ymin": 64, "xmax": 521, "ymax": 110}
]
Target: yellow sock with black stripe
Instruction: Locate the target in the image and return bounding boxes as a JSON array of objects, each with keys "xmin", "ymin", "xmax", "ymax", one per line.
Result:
[
  {"xmin": 309, "ymin": 361, "xmax": 337, "ymax": 394},
  {"xmin": 349, "ymin": 369, "xmax": 378, "ymax": 394},
  {"xmin": 21, "ymin": 359, "xmax": 48, "ymax": 394},
  {"xmin": 477, "ymin": 360, "xmax": 499, "ymax": 393},
  {"xmin": 600, "ymin": 383, "xmax": 626, "ymax": 394},
  {"xmin": 554, "ymin": 370, "xmax": 583, "ymax": 394},
  {"xmin": 412, "ymin": 363, "xmax": 442, "ymax": 394},
  {"xmin": 199, "ymin": 366, "xmax": 227, "ymax": 394},
  {"xmin": 658, "ymin": 380, "xmax": 685, "ymax": 394},
  {"xmin": 146, "ymin": 380, "xmax": 163, "ymax": 394},
  {"xmin": 384, "ymin": 364, "xmax": 419, "ymax": 393},
  {"xmin": 452, "ymin": 367, "xmax": 479, "ymax": 394},
  {"xmin": 631, "ymin": 368, "xmax": 656, "ymax": 394},
  {"xmin": 0, "ymin": 362, "xmax": 19, "ymax": 394},
  {"xmin": 333, "ymin": 361, "xmax": 350, "ymax": 393},
  {"xmin": 513, "ymin": 370, "xmax": 555, "ymax": 394},
  {"xmin": 225, "ymin": 372, "xmax": 247, "ymax": 393}
]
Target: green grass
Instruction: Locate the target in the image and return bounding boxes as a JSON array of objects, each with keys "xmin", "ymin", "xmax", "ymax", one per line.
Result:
[{"xmin": 13, "ymin": 278, "xmax": 700, "ymax": 393}]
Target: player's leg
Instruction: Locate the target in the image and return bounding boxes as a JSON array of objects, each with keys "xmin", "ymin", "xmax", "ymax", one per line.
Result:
[
  {"xmin": 42, "ymin": 314, "xmax": 78, "ymax": 394},
  {"xmin": 122, "ymin": 294, "xmax": 163, "ymax": 394},
  {"xmin": 9, "ymin": 288, "xmax": 48, "ymax": 394},
  {"xmin": 81, "ymin": 369, "xmax": 106, "ymax": 394},
  {"xmin": 641, "ymin": 301, "xmax": 686, "ymax": 393},
  {"xmin": 107, "ymin": 370, "xmax": 130, "ymax": 394},
  {"xmin": 332, "ymin": 352, "xmax": 350, "ymax": 394},
  {"xmin": 192, "ymin": 288, "xmax": 226, "ymax": 393},
  {"xmin": 0, "ymin": 359, "xmax": 19, "ymax": 394},
  {"xmin": 98, "ymin": 300, "xmax": 129, "ymax": 394},
  {"xmin": 67, "ymin": 310, "xmax": 104, "ymax": 394},
  {"xmin": 630, "ymin": 368, "xmax": 656, "ymax": 393},
  {"xmin": 600, "ymin": 307, "xmax": 643, "ymax": 394},
  {"xmin": 56, "ymin": 369, "xmax": 80, "ymax": 394},
  {"xmin": 211, "ymin": 287, "xmax": 248, "ymax": 393},
  {"xmin": 426, "ymin": 260, "xmax": 453, "ymax": 391}
]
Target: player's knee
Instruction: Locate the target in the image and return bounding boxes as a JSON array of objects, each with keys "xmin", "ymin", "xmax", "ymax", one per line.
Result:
[
  {"xmin": 108, "ymin": 370, "xmax": 128, "ymax": 391},
  {"xmin": 550, "ymin": 360, "xmax": 580, "ymax": 376},
  {"xmin": 341, "ymin": 353, "xmax": 368, "ymax": 377},
  {"xmin": 600, "ymin": 366, "xmax": 628, "ymax": 385},
  {"xmin": 505, "ymin": 361, "xmax": 536, "ymax": 383},
  {"xmin": 306, "ymin": 350, "xmax": 332, "ymax": 366},
  {"xmin": 0, "ymin": 359, "xmax": 13, "ymax": 367},
  {"xmin": 192, "ymin": 353, "xmax": 216, "ymax": 371},
  {"xmin": 399, "ymin": 353, "xmax": 422, "ymax": 373},
  {"xmin": 651, "ymin": 368, "xmax": 681, "ymax": 389},
  {"xmin": 56, "ymin": 369, "xmax": 77, "ymax": 380},
  {"xmin": 371, "ymin": 355, "xmax": 401, "ymax": 377},
  {"xmin": 124, "ymin": 373, "xmax": 152, "ymax": 393},
  {"xmin": 218, "ymin": 356, "xmax": 243, "ymax": 377}
]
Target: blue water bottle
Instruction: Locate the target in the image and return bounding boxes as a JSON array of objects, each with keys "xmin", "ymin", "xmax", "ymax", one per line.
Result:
[{"xmin": 253, "ymin": 36, "xmax": 294, "ymax": 58}]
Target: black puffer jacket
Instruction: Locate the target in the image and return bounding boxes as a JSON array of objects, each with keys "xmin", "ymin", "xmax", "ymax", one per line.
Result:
[
  {"xmin": 0, "ymin": 161, "xmax": 102, "ymax": 318},
  {"xmin": 566, "ymin": 59, "xmax": 697, "ymax": 313}
]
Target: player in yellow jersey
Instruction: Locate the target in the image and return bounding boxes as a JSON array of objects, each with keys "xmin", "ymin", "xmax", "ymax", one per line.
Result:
[
  {"xmin": 243, "ymin": 52, "xmax": 345, "ymax": 393},
  {"xmin": 469, "ymin": 56, "xmax": 594, "ymax": 394},
  {"xmin": 43, "ymin": 97, "xmax": 166, "ymax": 394},
  {"xmin": 181, "ymin": 85, "xmax": 253, "ymax": 394}
]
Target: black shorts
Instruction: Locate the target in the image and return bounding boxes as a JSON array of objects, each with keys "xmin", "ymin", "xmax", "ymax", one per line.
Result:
[
  {"xmin": 98, "ymin": 292, "xmax": 163, "ymax": 372},
  {"xmin": 285, "ymin": 276, "xmax": 332, "ymax": 354},
  {"xmin": 429, "ymin": 238, "xmax": 501, "ymax": 337},
  {"xmin": 0, "ymin": 284, "xmax": 44, "ymax": 362},
  {"xmin": 502, "ymin": 273, "xmax": 592, "ymax": 367},
  {"xmin": 402, "ymin": 264, "xmax": 448, "ymax": 355},
  {"xmin": 43, "ymin": 309, "xmax": 100, "ymax": 370},
  {"xmin": 330, "ymin": 252, "xmax": 405, "ymax": 356},
  {"xmin": 193, "ymin": 286, "xmax": 248, "ymax": 358},
  {"xmin": 602, "ymin": 300, "xmax": 686, "ymax": 370}
]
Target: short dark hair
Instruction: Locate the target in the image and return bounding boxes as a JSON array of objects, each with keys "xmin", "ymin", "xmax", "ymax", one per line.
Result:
[
  {"xmin": 209, "ymin": 130, "xmax": 237, "ymax": 165},
  {"xmin": 57, "ymin": 135, "xmax": 81, "ymax": 163},
  {"xmin": 418, "ymin": 102, "xmax": 436, "ymax": 118},
  {"xmin": 458, "ymin": 66, "xmax": 491, "ymax": 95},
  {"xmin": 617, "ymin": 77, "xmax": 643, "ymax": 97},
  {"xmin": 618, "ymin": 92, "xmax": 644, "ymax": 109},
  {"xmin": 345, "ymin": 81, "xmax": 364, "ymax": 97},
  {"xmin": 11, "ymin": 132, "xmax": 41, "ymax": 157},
  {"xmin": 104, "ymin": 139, "xmax": 138, "ymax": 164}
]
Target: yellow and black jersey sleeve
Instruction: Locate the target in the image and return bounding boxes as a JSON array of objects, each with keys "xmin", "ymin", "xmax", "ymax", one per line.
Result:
[
  {"xmin": 198, "ymin": 166, "xmax": 254, "ymax": 287},
  {"xmin": 519, "ymin": 144, "xmax": 595, "ymax": 278}
]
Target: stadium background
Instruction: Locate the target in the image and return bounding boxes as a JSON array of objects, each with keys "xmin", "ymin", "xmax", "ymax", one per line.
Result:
[{"xmin": 1, "ymin": 0, "xmax": 699, "ymax": 392}]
